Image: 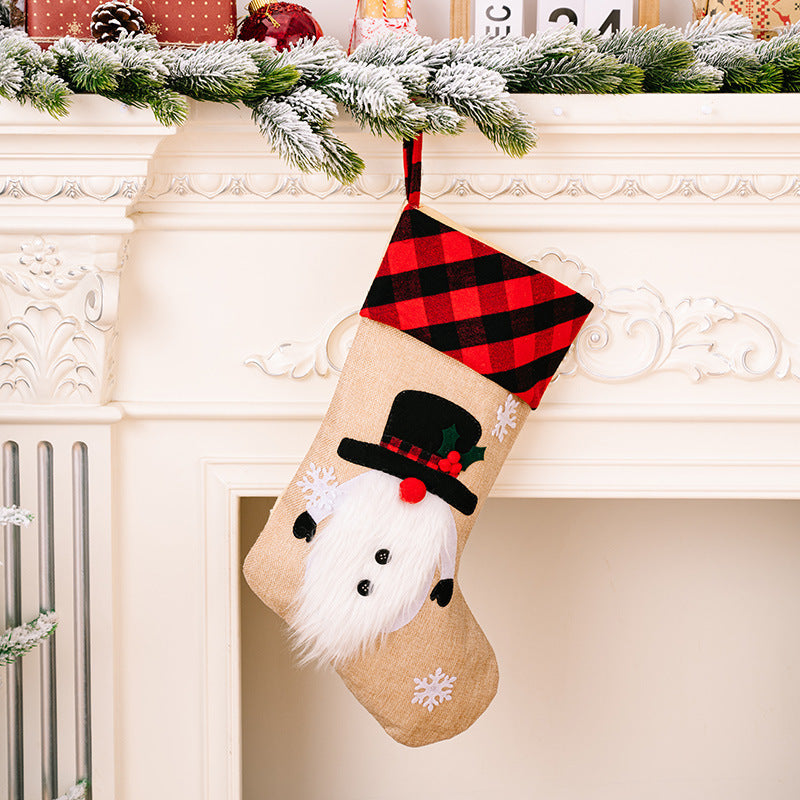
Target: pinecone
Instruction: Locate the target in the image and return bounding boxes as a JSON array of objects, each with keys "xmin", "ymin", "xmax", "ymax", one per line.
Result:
[{"xmin": 90, "ymin": 1, "xmax": 147, "ymax": 43}]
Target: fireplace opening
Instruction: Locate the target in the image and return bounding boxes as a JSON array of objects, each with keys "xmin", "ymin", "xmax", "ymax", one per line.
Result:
[{"xmin": 239, "ymin": 497, "xmax": 800, "ymax": 800}]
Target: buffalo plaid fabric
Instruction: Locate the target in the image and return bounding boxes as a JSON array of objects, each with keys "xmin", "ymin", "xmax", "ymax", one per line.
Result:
[
  {"xmin": 361, "ymin": 208, "xmax": 594, "ymax": 409},
  {"xmin": 380, "ymin": 434, "xmax": 442, "ymax": 470},
  {"xmin": 403, "ymin": 135, "xmax": 422, "ymax": 208}
]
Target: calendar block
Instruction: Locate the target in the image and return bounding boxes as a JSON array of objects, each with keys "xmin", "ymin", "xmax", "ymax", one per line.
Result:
[
  {"xmin": 536, "ymin": 0, "xmax": 585, "ymax": 30},
  {"xmin": 586, "ymin": 0, "xmax": 634, "ymax": 35},
  {"xmin": 537, "ymin": 0, "xmax": 633, "ymax": 34},
  {"xmin": 473, "ymin": 0, "xmax": 524, "ymax": 37}
]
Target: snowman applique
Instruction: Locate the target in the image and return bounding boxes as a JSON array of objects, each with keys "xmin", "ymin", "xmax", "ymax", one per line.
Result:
[{"xmin": 288, "ymin": 389, "xmax": 487, "ymax": 667}]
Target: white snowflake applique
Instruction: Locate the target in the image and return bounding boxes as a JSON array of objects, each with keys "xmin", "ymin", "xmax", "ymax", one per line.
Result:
[
  {"xmin": 491, "ymin": 393, "xmax": 520, "ymax": 442},
  {"xmin": 412, "ymin": 668, "xmax": 457, "ymax": 712},
  {"xmin": 296, "ymin": 463, "xmax": 339, "ymax": 517}
]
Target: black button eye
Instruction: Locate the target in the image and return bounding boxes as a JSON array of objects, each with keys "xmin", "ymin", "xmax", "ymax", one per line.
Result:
[
  {"xmin": 357, "ymin": 579, "xmax": 372, "ymax": 596},
  {"xmin": 375, "ymin": 549, "xmax": 391, "ymax": 565}
]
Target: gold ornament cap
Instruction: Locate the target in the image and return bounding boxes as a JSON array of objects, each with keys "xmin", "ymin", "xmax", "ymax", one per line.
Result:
[{"xmin": 248, "ymin": 0, "xmax": 270, "ymax": 12}]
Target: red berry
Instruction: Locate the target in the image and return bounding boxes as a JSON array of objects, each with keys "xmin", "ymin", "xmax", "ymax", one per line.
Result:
[
  {"xmin": 399, "ymin": 477, "xmax": 427, "ymax": 504},
  {"xmin": 447, "ymin": 451, "xmax": 461, "ymax": 462},
  {"xmin": 438, "ymin": 459, "xmax": 452, "ymax": 472},
  {"xmin": 449, "ymin": 463, "xmax": 462, "ymax": 477}
]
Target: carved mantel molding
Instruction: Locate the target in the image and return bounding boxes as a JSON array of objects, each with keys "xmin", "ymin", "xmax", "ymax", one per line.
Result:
[
  {"xmin": 0, "ymin": 97, "xmax": 172, "ymax": 405},
  {"xmin": 4, "ymin": 95, "xmax": 800, "ymax": 406},
  {"xmin": 244, "ymin": 250, "xmax": 800, "ymax": 386}
]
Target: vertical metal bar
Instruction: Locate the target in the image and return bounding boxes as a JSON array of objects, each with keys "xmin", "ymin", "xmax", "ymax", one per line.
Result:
[
  {"xmin": 72, "ymin": 442, "xmax": 92, "ymax": 799},
  {"xmin": 38, "ymin": 441, "xmax": 58, "ymax": 800},
  {"xmin": 3, "ymin": 440, "xmax": 24, "ymax": 800}
]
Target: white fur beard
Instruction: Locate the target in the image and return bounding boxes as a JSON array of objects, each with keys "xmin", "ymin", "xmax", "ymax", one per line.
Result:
[{"xmin": 288, "ymin": 470, "xmax": 456, "ymax": 669}]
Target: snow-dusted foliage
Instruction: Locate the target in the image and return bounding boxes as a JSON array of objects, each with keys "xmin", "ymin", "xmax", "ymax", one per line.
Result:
[
  {"xmin": 296, "ymin": 463, "xmax": 339, "ymax": 517},
  {"xmin": 412, "ymin": 667, "xmax": 457, "ymax": 712},
  {"xmin": 1, "ymin": 611, "xmax": 58, "ymax": 665},
  {"xmin": 55, "ymin": 781, "xmax": 88, "ymax": 800},
  {"xmin": 0, "ymin": 504, "xmax": 33, "ymax": 526},
  {"xmin": 491, "ymin": 394, "xmax": 520, "ymax": 442}
]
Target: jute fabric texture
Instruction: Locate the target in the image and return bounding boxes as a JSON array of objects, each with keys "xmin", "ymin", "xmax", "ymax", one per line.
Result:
[
  {"xmin": 244, "ymin": 316, "xmax": 529, "ymax": 746},
  {"xmin": 243, "ymin": 202, "xmax": 592, "ymax": 747}
]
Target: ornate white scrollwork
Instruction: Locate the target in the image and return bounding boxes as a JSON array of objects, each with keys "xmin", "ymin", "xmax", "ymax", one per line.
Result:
[
  {"xmin": 142, "ymin": 173, "xmax": 404, "ymax": 202},
  {"xmin": 142, "ymin": 172, "xmax": 800, "ymax": 202},
  {"xmin": 245, "ymin": 309, "xmax": 359, "ymax": 379},
  {"xmin": 534, "ymin": 250, "xmax": 800, "ymax": 384},
  {"xmin": 1, "ymin": 237, "xmax": 91, "ymax": 298},
  {"xmin": 0, "ymin": 176, "xmax": 143, "ymax": 202},
  {"xmin": 0, "ymin": 304, "xmax": 97, "ymax": 402},
  {"xmin": 246, "ymin": 252, "xmax": 799, "ymax": 385},
  {"xmin": 0, "ymin": 235, "xmax": 123, "ymax": 403}
]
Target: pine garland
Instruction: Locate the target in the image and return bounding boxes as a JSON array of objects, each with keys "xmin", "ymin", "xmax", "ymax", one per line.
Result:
[
  {"xmin": 1, "ymin": 15, "xmax": 799, "ymax": 181},
  {"xmin": 55, "ymin": 781, "xmax": 88, "ymax": 800},
  {"xmin": 1, "ymin": 611, "xmax": 58, "ymax": 666},
  {"xmin": 0, "ymin": 504, "xmax": 34, "ymax": 526}
]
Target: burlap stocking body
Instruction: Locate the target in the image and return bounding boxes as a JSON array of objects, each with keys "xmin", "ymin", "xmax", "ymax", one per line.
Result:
[{"xmin": 243, "ymin": 139, "xmax": 594, "ymax": 747}]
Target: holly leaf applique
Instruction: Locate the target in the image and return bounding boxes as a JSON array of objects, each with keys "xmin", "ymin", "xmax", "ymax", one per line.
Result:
[
  {"xmin": 460, "ymin": 444, "xmax": 486, "ymax": 471},
  {"xmin": 437, "ymin": 424, "xmax": 460, "ymax": 457}
]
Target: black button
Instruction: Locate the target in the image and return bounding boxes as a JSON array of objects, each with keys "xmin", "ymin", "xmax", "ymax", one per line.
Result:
[
  {"xmin": 357, "ymin": 579, "xmax": 372, "ymax": 596},
  {"xmin": 375, "ymin": 549, "xmax": 391, "ymax": 565}
]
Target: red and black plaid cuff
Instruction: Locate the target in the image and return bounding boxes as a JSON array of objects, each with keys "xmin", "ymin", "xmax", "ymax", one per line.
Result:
[{"xmin": 360, "ymin": 208, "xmax": 594, "ymax": 409}]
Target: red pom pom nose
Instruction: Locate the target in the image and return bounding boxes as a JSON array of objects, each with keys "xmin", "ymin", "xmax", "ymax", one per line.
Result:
[{"xmin": 399, "ymin": 477, "xmax": 427, "ymax": 504}]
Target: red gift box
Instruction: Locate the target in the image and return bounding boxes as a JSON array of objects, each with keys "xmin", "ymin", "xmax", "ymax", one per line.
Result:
[{"xmin": 27, "ymin": 0, "xmax": 237, "ymax": 46}]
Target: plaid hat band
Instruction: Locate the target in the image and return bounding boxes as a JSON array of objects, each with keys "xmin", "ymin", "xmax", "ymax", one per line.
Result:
[{"xmin": 380, "ymin": 434, "xmax": 443, "ymax": 472}]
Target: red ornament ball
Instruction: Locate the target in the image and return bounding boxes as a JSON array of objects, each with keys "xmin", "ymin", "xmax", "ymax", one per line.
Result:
[
  {"xmin": 399, "ymin": 477, "xmax": 427, "ymax": 504},
  {"xmin": 238, "ymin": 1, "xmax": 323, "ymax": 51}
]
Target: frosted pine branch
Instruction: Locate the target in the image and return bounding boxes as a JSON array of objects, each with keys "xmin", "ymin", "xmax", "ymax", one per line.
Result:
[
  {"xmin": 318, "ymin": 130, "xmax": 365, "ymax": 184},
  {"xmin": 696, "ymin": 41, "xmax": 779, "ymax": 91},
  {"xmin": 284, "ymin": 36, "xmax": 344, "ymax": 82},
  {"xmin": 55, "ymin": 781, "xmax": 88, "ymax": 800},
  {"xmin": 0, "ymin": 504, "xmax": 33, "ymax": 526},
  {"xmin": 417, "ymin": 99, "xmax": 465, "ymax": 135},
  {"xmin": 665, "ymin": 60, "xmax": 724, "ymax": 92},
  {"xmin": 285, "ymin": 86, "xmax": 337, "ymax": 130},
  {"xmin": 430, "ymin": 62, "xmax": 535, "ymax": 155},
  {"xmin": 50, "ymin": 37, "xmax": 122, "ymax": 94},
  {"xmin": 165, "ymin": 41, "xmax": 260, "ymax": 100},
  {"xmin": 0, "ymin": 52, "xmax": 22, "ymax": 98},
  {"xmin": 685, "ymin": 12, "xmax": 755, "ymax": 46},
  {"xmin": 1, "ymin": 612, "xmax": 57, "ymax": 666},
  {"xmin": 252, "ymin": 97, "xmax": 324, "ymax": 173},
  {"xmin": 326, "ymin": 61, "xmax": 408, "ymax": 120},
  {"xmin": 598, "ymin": 25, "xmax": 696, "ymax": 91}
]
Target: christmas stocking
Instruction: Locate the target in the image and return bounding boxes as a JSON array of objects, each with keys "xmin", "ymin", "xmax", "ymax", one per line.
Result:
[{"xmin": 243, "ymin": 136, "xmax": 594, "ymax": 747}]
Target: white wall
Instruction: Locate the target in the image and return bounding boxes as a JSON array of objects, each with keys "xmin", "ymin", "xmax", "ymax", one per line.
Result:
[
  {"xmin": 241, "ymin": 497, "xmax": 800, "ymax": 800},
  {"xmin": 236, "ymin": 0, "xmax": 691, "ymax": 45}
]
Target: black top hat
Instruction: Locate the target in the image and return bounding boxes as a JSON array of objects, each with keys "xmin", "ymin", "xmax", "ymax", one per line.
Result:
[{"xmin": 337, "ymin": 390, "xmax": 483, "ymax": 516}]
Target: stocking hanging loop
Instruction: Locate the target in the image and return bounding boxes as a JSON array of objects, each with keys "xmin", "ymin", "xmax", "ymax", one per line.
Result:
[{"xmin": 403, "ymin": 134, "xmax": 423, "ymax": 208}]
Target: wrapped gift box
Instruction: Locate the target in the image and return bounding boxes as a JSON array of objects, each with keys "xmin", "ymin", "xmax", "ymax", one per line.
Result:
[
  {"xmin": 694, "ymin": 0, "xmax": 796, "ymax": 34},
  {"xmin": 26, "ymin": 0, "xmax": 237, "ymax": 45}
]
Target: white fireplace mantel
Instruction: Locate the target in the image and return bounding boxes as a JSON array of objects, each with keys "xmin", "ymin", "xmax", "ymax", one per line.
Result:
[
  {"xmin": 2, "ymin": 94, "xmax": 800, "ymax": 800},
  {"xmin": 2, "ymin": 94, "xmax": 799, "ymax": 494}
]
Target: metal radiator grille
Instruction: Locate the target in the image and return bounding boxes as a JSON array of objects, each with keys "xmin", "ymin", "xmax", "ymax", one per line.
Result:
[{"xmin": 2, "ymin": 441, "xmax": 92, "ymax": 800}]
